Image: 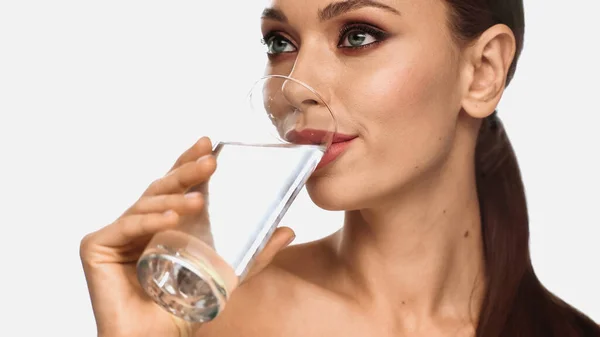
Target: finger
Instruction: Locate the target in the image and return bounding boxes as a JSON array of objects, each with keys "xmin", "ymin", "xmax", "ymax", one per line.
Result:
[
  {"xmin": 143, "ymin": 154, "xmax": 216, "ymax": 197},
  {"xmin": 171, "ymin": 316, "xmax": 193, "ymax": 337},
  {"xmin": 168, "ymin": 137, "xmax": 213, "ymax": 173},
  {"xmin": 245, "ymin": 226, "xmax": 295, "ymax": 279},
  {"xmin": 125, "ymin": 192, "xmax": 204, "ymax": 216},
  {"xmin": 88, "ymin": 211, "xmax": 180, "ymax": 248}
]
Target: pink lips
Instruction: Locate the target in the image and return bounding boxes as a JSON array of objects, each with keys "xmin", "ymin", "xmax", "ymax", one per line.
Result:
[
  {"xmin": 285, "ymin": 129, "xmax": 357, "ymax": 169},
  {"xmin": 285, "ymin": 129, "xmax": 355, "ymax": 144}
]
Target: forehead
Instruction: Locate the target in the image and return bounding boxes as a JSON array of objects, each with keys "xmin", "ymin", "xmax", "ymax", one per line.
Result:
[
  {"xmin": 262, "ymin": 0, "xmax": 447, "ymax": 25},
  {"xmin": 264, "ymin": 0, "xmax": 398, "ymax": 17}
]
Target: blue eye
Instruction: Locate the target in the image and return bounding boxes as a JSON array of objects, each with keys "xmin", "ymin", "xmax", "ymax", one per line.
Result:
[
  {"xmin": 338, "ymin": 24, "xmax": 389, "ymax": 49},
  {"xmin": 340, "ymin": 31, "xmax": 377, "ymax": 47},
  {"xmin": 263, "ymin": 34, "xmax": 296, "ymax": 54}
]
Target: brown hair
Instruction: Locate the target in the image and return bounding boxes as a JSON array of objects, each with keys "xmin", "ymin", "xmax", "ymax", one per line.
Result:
[{"xmin": 444, "ymin": 0, "xmax": 600, "ymax": 336}]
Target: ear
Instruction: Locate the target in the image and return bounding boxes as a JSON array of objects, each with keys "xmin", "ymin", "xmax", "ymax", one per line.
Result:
[{"xmin": 461, "ymin": 24, "xmax": 517, "ymax": 119}]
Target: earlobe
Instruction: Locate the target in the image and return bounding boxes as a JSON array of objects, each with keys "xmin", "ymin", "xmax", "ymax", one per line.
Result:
[{"xmin": 461, "ymin": 24, "xmax": 517, "ymax": 119}]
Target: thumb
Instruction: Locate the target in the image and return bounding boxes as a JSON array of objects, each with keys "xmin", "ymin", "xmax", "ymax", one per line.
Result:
[
  {"xmin": 171, "ymin": 316, "xmax": 194, "ymax": 337},
  {"xmin": 245, "ymin": 226, "xmax": 295, "ymax": 279}
]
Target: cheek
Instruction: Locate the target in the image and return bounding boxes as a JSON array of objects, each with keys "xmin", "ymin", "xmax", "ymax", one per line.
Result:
[
  {"xmin": 343, "ymin": 43, "xmax": 461, "ymax": 152},
  {"xmin": 307, "ymin": 36, "xmax": 463, "ymax": 209},
  {"xmin": 313, "ymin": 42, "xmax": 462, "ymax": 207},
  {"xmin": 391, "ymin": 57, "xmax": 455, "ymax": 115}
]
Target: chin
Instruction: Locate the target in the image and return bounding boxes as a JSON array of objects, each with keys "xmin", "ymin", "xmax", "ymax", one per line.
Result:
[
  {"xmin": 305, "ymin": 163, "xmax": 426, "ymax": 212},
  {"xmin": 304, "ymin": 174, "xmax": 368, "ymax": 211}
]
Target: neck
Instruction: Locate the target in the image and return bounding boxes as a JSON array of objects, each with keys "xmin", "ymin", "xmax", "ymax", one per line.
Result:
[{"xmin": 332, "ymin": 143, "xmax": 486, "ymax": 327}]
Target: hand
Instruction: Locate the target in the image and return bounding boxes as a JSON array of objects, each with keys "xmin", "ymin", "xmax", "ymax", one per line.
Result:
[{"xmin": 80, "ymin": 137, "xmax": 295, "ymax": 337}]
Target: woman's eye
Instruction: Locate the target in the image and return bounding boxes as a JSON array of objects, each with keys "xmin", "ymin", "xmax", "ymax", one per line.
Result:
[
  {"xmin": 338, "ymin": 25, "xmax": 388, "ymax": 49},
  {"xmin": 339, "ymin": 31, "xmax": 377, "ymax": 48},
  {"xmin": 264, "ymin": 35, "xmax": 296, "ymax": 54}
]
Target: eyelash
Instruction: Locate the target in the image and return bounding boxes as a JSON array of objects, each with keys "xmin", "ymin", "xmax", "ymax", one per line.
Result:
[
  {"xmin": 262, "ymin": 23, "xmax": 389, "ymax": 55},
  {"xmin": 338, "ymin": 23, "xmax": 388, "ymax": 49}
]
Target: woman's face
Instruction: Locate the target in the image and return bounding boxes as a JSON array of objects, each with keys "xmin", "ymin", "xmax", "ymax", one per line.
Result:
[{"xmin": 261, "ymin": 0, "xmax": 469, "ymax": 211}]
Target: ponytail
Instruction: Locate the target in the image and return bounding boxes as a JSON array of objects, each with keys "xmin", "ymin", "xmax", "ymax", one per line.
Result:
[
  {"xmin": 475, "ymin": 113, "xmax": 600, "ymax": 337},
  {"xmin": 444, "ymin": 0, "xmax": 599, "ymax": 334}
]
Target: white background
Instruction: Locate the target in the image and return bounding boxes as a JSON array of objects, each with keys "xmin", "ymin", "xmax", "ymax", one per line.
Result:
[{"xmin": 0, "ymin": 0, "xmax": 598, "ymax": 335}]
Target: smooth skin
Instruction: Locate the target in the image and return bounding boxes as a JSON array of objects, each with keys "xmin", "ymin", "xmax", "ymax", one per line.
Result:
[{"xmin": 80, "ymin": 0, "xmax": 517, "ymax": 336}]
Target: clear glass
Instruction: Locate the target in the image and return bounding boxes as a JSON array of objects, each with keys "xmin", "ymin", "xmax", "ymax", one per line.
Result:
[{"xmin": 136, "ymin": 75, "xmax": 337, "ymax": 323}]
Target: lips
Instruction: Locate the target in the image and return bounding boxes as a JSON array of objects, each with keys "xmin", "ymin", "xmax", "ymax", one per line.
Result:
[
  {"xmin": 284, "ymin": 128, "xmax": 357, "ymax": 170},
  {"xmin": 285, "ymin": 129, "xmax": 357, "ymax": 145}
]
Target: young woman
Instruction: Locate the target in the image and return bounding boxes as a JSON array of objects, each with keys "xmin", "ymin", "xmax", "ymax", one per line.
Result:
[{"xmin": 80, "ymin": 0, "xmax": 600, "ymax": 336}]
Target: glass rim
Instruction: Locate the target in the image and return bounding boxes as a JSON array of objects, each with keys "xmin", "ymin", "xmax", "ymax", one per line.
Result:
[{"xmin": 247, "ymin": 74, "xmax": 338, "ymax": 146}]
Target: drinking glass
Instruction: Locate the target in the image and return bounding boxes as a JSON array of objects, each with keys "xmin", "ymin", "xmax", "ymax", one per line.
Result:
[{"xmin": 136, "ymin": 75, "xmax": 337, "ymax": 323}]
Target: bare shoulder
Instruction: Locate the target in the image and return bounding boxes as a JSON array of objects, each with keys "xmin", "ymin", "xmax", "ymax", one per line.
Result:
[
  {"xmin": 272, "ymin": 234, "xmax": 341, "ymax": 283},
  {"xmin": 192, "ymin": 265, "xmax": 299, "ymax": 337},
  {"xmin": 193, "ymin": 236, "xmax": 343, "ymax": 337}
]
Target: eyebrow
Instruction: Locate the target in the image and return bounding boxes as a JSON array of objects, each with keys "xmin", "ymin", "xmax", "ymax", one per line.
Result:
[
  {"xmin": 319, "ymin": 0, "xmax": 400, "ymax": 21},
  {"xmin": 261, "ymin": 7, "xmax": 288, "ymax": 22},
  {"xmin": 261, "ymin": 0, "xmax": 400, "ymax": 23}
]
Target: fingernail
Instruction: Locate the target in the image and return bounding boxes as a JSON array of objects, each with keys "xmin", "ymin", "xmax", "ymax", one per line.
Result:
[
  {"xmin": 184, "ymin": 192, "xmax": 201, "ymax": 199},
  {"xmin": 196, "ymin": 154, "xmax": 211, "ymax": 163},
  {"xmin": 285, "ymin": 234, "xmax": 296, "ymax": 246},
  {"xmin": 163, "ymin": 210, "xmax": 175, "ymax": 217}
]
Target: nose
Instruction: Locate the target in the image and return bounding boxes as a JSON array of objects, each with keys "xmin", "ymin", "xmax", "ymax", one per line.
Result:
[
  {"xmin": 280, "ymin": 77, "xmax": 321, "ymax": 112},
  {"xmin": 266, "ymin": 76, "xmax": 332, "ymax": 139},
  {"xmin": 263, "ymin": 47, "xmax": 338, "ymax": 143},
  {"xmin": 282, "ymin": 47, "xmax": 333, "ymax": 105}
]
